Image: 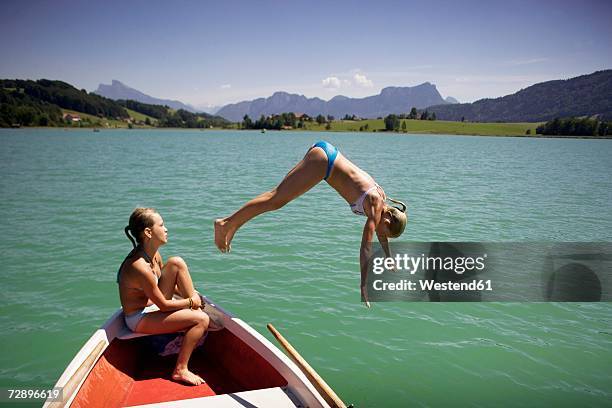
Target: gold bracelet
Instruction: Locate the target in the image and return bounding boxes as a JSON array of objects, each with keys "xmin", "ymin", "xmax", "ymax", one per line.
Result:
[{"xmin": 188, "ymin": 297, "xmax": 193, "ymax": 309}]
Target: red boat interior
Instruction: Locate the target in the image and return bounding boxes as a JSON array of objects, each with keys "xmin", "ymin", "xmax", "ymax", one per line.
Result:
[{"xmin": 71, "ymin": 329, "xmax": 288, "ymax": 407}]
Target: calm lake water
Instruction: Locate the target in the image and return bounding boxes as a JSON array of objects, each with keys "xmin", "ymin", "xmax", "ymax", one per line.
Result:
[{"xmin": 1, "ymin": 128, "xmax": 611, "ymax": 407}]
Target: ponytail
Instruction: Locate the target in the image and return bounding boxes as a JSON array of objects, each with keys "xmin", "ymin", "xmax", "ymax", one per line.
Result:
[
  {"xmin": 387, "ymin": 197, "xmax": 407, "ymax": 213},
  {"xmin": 385, "ymin": 197, "xmax": 407, "ymax": 238},
  {"xmin": 124, "ymin": 226, "xmax": 136, "ymax": 248},
  {"xmin": 124, "ymin": 207, "xmax": 157, "ymax": 247}
]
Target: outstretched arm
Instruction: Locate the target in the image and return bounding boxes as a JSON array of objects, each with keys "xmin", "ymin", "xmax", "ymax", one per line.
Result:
[
  {"xmin": 360, "ymin": 196, "xmax": 384, "ymax": 308},
  {"xmin": 360, "ymin": 218, "xmax": 377, "ymax": 308}
]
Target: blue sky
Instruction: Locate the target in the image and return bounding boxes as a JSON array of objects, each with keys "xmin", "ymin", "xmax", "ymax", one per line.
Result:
[{"xmin": 1, "ymin": 0, "xmax": 611, "ymax": 110}]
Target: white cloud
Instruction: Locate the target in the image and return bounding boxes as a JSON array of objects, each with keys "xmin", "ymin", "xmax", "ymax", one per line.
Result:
[
  {"xmin": 353, "ymin": 73, "xmax": 373, "ymax": 88},
  {"xmin": 220, "ymin": 84, "xmax": 231, "ymax": 89},
  {"xmin": 322, "ymin": 76, "xmax": 342, "ymax": 89},
  {"xmin": 322, "ymin": 72, "xmax": 372, "ymax": 90}
]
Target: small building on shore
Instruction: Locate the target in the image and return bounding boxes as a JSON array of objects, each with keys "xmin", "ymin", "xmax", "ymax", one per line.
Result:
[{"xmin": 62, "ymin": 113, "xmax": 81, "ymax": 122}]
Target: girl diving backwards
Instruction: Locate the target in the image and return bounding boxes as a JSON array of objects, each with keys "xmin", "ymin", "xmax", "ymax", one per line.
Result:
[{"xmin": 214, "ymin": 141, "xmax": 407, "ymax": 306}]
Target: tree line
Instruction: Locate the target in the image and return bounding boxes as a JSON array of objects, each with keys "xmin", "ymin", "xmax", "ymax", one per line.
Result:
[
  {"xmin": 239, "ymin": 107, "xmax": 439, "ymax": 132},
  {"xmin": 1, "ymin": 79, "xmax": 129, "ymax": 119},
  {"xmin": 384, "ymin": 107, "xmax": 437, "ymax": 131},
  {"xmin": 241, "ymin": 112, "xmax": 370, "ymax": 130},
  {"xmin": 536, "ymin": 117, "xmax": 610, "ymax": 137},
  {"xmin": 242, "ymin": 113, "xmax": 307, "ymax": 130},
  {"xmin": 157, "ymin": 108, "xmax": 230, "ymax": 128},
  {"xmin": 116, "ymin": 99, "xmax": 168, "ymax": 119},
  {"xmin": 1, "ymin": 87, "xmax": 64, "ymax": 127}
]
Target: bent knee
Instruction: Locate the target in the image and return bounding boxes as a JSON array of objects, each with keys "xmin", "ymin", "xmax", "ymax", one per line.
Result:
[
  {"xmin": 166, "ymin": 256, "xmax": 187, "ymax": 270},
  {"xmin": 194, "ymin": 311, "xmax": 209, "ymax": 329}
]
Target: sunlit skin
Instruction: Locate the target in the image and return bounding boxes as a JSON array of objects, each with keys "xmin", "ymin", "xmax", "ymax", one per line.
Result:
[
  {"xmin": 214, "ymin": 146, "xmax": 405, "ymax": 307},
  {"xmin": 118, "ymin": 213, "xmax": 208, "ymax": 385}
]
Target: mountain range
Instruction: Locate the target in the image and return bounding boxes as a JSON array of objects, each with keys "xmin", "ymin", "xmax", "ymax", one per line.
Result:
[
  {"xmin": 94, "ymin": 80, "xmax": 198, "ymax": 113},
  {"xmin": 427, "ymin": 70, "xmax": 612, "ymax": 122},
  {"xmin": 93, "ymin": 70, "xmax": 612, "ymax": 123},
  {"xmin": 216, "ymin": 82, "xmax": 451, "ymax": 122}
]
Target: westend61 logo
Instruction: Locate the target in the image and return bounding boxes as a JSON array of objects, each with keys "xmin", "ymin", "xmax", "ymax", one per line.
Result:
[{"xmin": 365, "ymin": 242, "xmax": 612, "ymax": 302}]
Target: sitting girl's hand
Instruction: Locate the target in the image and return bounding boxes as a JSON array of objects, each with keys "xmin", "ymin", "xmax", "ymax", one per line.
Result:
[{"xmin": 191, "ymin": 295, "xmax": 202, "ymax": 309}]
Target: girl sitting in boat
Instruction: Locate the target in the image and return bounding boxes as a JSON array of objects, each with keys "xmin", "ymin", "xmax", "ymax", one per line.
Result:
[
  {"xmin": 214, "ymin": 140, "xmax": 407, "ymax": 306},
  {"xmin": 118, "ymin": 208, "xmax": 208, "ymax": 385}
]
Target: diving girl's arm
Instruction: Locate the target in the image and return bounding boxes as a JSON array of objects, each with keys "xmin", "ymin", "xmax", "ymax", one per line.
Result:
[
  {"xmin": 360, "ymin": 218, "xmax": 376, "ymax": 308},
  {"xmin": 376, "ymin": 231, "xmax": 392, "ymax": 258},
  {"xmin": 360, "ymin": 195, "xmax": 384, "ymax": 308}
]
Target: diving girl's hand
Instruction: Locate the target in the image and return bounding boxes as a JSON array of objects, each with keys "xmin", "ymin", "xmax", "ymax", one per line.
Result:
[{"xmin": 361, "ymin": 286, "xmax": 371, "ymax": 308}]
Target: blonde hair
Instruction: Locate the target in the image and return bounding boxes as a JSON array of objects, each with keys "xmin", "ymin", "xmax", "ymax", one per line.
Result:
[
  {"xmin": 386, "ymin": 198, "xmax": 407, "ymax": 238},
  {"xmin": 124, "ymin": 207, "xmax": 157, "ymax": 248}
]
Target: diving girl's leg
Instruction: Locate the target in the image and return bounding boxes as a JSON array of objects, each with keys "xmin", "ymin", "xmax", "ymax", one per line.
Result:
[{"xmin": 214, "ymin": 147, "xmax": 328, "ymax": 252}]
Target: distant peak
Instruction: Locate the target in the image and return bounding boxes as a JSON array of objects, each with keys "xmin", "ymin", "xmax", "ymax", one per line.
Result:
[
  {"xmin": 411, "ymin": 82, "xmax": 435, "ymax": 89},
  {"xmin": 270, "ymin": 91, "xmax": 306, "ymax": 99},
  {"xmin": 380, "ymin": 82, "xmax": 437, "ymax": 94},
  {"xmin": 94, "ymin": 80, "xmax": 197, "ymax": 113}
]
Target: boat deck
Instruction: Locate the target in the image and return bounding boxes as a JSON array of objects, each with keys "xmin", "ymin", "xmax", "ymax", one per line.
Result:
[
  {"xmin": 131, "ymin": 387, "xmax": 300, "ymax": 407},
  {"xmin": 70, "ymin": 329, "xmax": 289, "ymax": 407}
]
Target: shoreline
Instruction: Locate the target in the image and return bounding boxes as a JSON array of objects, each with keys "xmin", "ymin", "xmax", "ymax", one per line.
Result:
[{"xmin": 2, "ymin": 126, "xmax": 611, "ymax": 140}]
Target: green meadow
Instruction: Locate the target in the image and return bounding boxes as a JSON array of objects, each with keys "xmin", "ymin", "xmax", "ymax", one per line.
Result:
[
  {"xmin": 125, "ymin": 108, "xmax": 158, "ymax": 125},
  {"xmin": 61, "ymin": 109, "xmax": 127, "ymax": 128},
  {"xmin": 301, "ymin": 119, "xmax": 542, "ymax": 137},
  {"xmin": 59, "ymin": 108, "xmax": 541, "ymax": 136},
  {"xmin": 60, "ymin": 108, "xmax": 157, "ymax": 128}
]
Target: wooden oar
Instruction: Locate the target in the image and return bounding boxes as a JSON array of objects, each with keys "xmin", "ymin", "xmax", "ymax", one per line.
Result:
[{"xmin": 267, "ymin": 323, "xmax": 352, "ymax": 408}]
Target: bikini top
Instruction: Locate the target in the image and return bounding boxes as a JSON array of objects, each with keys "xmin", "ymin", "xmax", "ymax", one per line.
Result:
[
  {"xmin": 350, "ymin": 184, "xmax": 384, "ymax": 216},
  {"xmin": 116, "ymin": 247, "xmax": 159, "ymax": 289}
]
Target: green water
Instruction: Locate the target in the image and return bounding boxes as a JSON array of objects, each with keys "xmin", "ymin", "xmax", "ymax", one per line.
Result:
[{"xmin": 0, "ymin": 129, "xmax": 611, "ymax": 407}]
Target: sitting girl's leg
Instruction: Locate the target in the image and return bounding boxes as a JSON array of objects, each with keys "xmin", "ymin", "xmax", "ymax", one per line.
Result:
[
  {"xmin": 214, "ymin": 147, "xmax": 328, "ymax": 252},
  {"xmin": 158, "ymin": 256, "xmax": 196, "ymax": 300},
  {"xmin": 137, "ymin": 309, "xmax": 209, "ymax": 386},
  {"xmin": 150, "ymin": 257, "xmax": 207, "ymax": 385}
]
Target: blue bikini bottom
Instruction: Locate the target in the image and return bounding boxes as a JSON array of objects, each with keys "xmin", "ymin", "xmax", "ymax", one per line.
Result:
[{"xmin": 311, "ymin": 140, "xmax": 338, "ymax": 180}]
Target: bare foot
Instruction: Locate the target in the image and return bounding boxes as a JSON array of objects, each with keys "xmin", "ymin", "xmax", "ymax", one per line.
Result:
[
  {"xmin": 172, "ymin": 368, "xmax": 205, "ymax": 386},
  {"xmin": 214, "ymin": 218, "xmax": 235, "ymax": 253}
]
